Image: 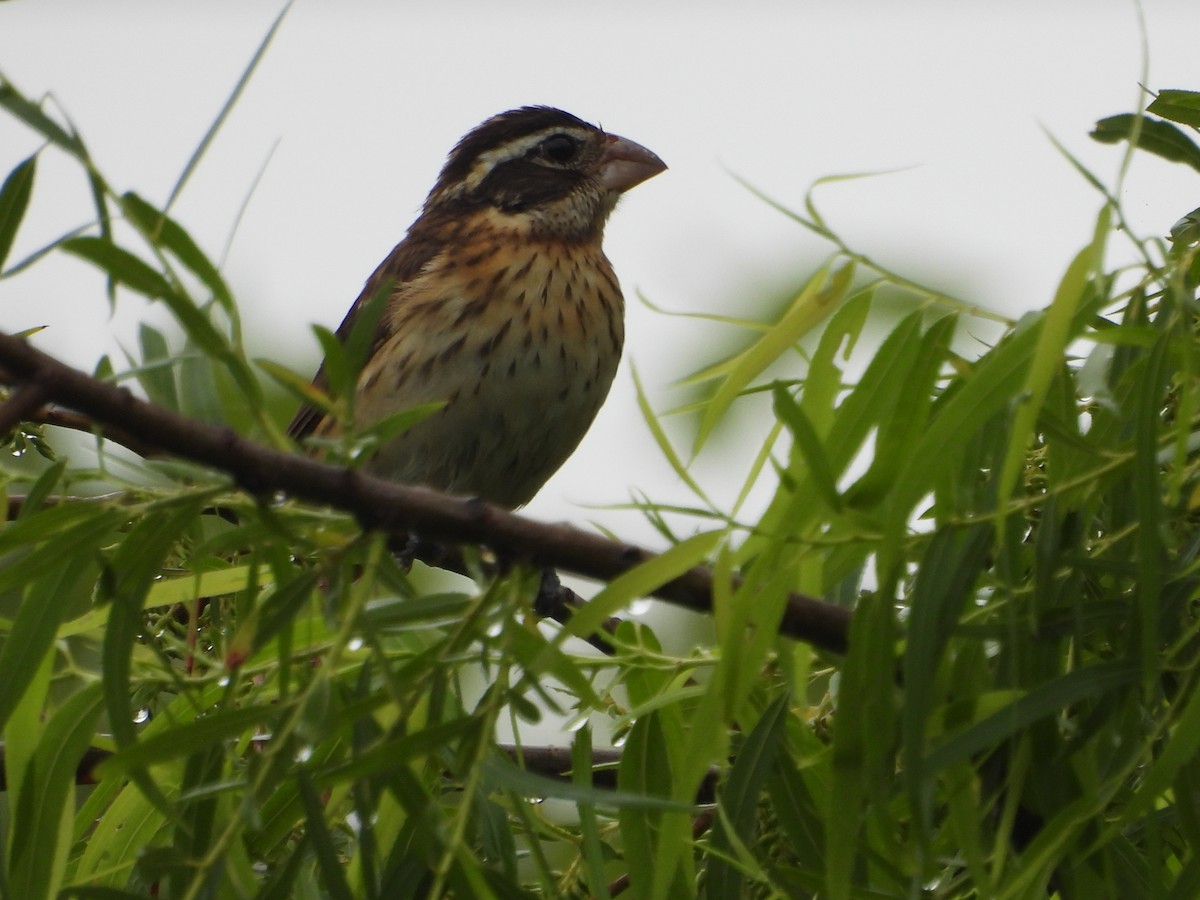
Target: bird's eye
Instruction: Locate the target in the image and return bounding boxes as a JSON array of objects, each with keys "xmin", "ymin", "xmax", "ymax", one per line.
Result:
[{"xmin": 539, "ymin": 134, "xmax": 579, "ymax": 163}]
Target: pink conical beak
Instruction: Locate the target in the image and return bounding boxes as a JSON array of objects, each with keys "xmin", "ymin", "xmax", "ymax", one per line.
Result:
[{"xmin": 599, "ymin": 133, "xmax": 667, "ymax": 193}]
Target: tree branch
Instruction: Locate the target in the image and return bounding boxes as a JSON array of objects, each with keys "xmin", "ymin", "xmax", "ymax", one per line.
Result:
[{"xmin": 0, "ymin": 331, "xmax": 852, "ymax": 654}]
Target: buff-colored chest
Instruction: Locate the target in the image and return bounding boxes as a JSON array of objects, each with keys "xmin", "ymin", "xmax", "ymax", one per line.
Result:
[{"xmin": 354, "ymin": 234, "xmax": 624, "ymax": 507}]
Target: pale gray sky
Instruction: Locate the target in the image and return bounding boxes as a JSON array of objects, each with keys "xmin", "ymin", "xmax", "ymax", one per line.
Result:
[{"xmin": 2, "ymin": 1, "xmax": 1198, "ymax": 540}]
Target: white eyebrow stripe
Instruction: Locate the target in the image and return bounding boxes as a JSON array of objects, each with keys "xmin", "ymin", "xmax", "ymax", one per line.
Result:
[{"xmin": 461, "ymin": 126, "xmax": 593, "ymax": 192}]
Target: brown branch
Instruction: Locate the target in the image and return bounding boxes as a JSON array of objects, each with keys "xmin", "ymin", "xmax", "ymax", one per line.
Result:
[
  {"xmin": 0, "ymin": 381, "xmax": 48, "ymax": 436},
  {"xmin": 0, "ymin": 331, "xmax": 851, "ymax": 655},
  {"xmin": 33, "ymin": 403, "xmax": 165, "ymax": 459}
]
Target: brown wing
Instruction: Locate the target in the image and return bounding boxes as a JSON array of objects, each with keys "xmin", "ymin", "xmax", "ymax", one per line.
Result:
[{"xmin": 287, "ymin": 229, "xmax": 443, "ymax": 441}]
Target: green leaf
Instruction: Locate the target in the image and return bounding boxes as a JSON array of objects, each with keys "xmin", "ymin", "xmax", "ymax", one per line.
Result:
[
  {"xmin": 1090, "ymin": 114, "xmax": 1200, "ymax": 174},
  {"xmin": 1132, "ymin": 330, "xmax": 1172, "ymax": 678},
  {"xmin": 1147, "ymin": 89, "xmax": 1200, "ymax": 128},
  {"xmin": 120, "ymin": 191, "xmax": 234, "ymax": 310},
  {"xmin": 901, "ymin": 523, "xmax": 992, "ymax": 831},
  {"xmin": 0, "ymin": 81, "xmax": 84, "ymax": 157},
  {"xmin": 8, "ymin": 683, "xmax": 104, "ymax": 899},
  {"xmin": 0, "ymin": 154, "xmax": 36, "ymax": 272},
  {"xmin": 693, "ymin": 262, "xmax": 853, "ymax": 454},
  {"xmin": 997, "ymin": 239, "xmax": 1097, "ymax": 505},
  {"xmin": 553, "ymin": 529, "xmax": 722, "ymax": 645},
  {"xmin": 633, "ymin": 363, "xmax": 711, "ymax": 507},
  {"xmin": 1117, "ymin": 676, "xmax": 1200, "ymax": 828},
  {"xmin": 883, "ymin": 313, "xmax": 1042, "ymax": 552},
  {"xmin": 101, "ymin": 504, "xmax": 205, "ymax": 819},
  {"xmin": 617, "ymin": 713, "xmax": 672, "ymax": 897},
  {"xmin": 95, "ymin": 704, "xmax": 280, "ymax": 779},
  {"xmin": 136, "ymin": 323, "xmax": 180, "ymax": 411},
  {"xmin": 61, "ymin": 236, "xmax": 173, "ymax": 299},
  {"xmin": 483, "ymin": 752, "xmax": 687, "ymax": 811},
  {"xmin": 774, "ymin": 384, "xmax": 843, "ymax": 513},
  {"xmin": 15, "ymin": 458, "xmax": 65, "ymax": 518},
  {"xmin": 1170, "ymin": 206, "xmax": 1200, "ymax": 246},
  {"xmin": 924, "ymin": 661, "xmax": 1139, "ymax": 773},
  {"xmin": 298, "ymin": 772, "xmax": 356, "ymax": 900},
  {"xmin": 356, "ymin": 401, "xmax": 445, "ymax": 446},
  {"xmin": 256, "ymin": 357, "xmax": 334, "ymax": 411},
  {"xmin": 164, "ymin": 2, "xmax": 291, "ymax": 211},
  {"xmin": 313, "ymin": 324, "xmax": 350, "ymax": 399},
  {"xmin": 0, "ymin": 551, "xmax": 98, "ymax": 734},
  {"xmin": 572, "ymin": 726, "xmax": 613, "ymax": 900},
  {"xmin": 707, "ymin": 694, "xmax": 790, "ymax": 899}
]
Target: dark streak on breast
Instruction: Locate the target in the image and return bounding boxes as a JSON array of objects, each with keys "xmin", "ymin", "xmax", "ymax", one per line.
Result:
[
  {"xmin": 452, "ymin": 298, "xmax": 486, "ymax": 327},
  {"xmin": 439, "ymin": 333, "xmax": 467, "ymax": 362},
  {"xmin": 478, "ymin": 318, "xmax": 513, "ymax": 358}
]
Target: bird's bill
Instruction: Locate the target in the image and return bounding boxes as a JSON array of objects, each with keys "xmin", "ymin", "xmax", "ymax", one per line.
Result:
[{"xmin": 598, "ymin": 133, "xmax": 667, "ymax": 193}]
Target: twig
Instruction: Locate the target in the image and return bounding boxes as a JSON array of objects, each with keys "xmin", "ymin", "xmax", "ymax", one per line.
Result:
[
  {"xmin": 33, "ymin": 403, "xmax": 165, "ymax": 459},
  {"xmin": 0, "ymin": 331, "xmax": 852, "ymax": 654}
]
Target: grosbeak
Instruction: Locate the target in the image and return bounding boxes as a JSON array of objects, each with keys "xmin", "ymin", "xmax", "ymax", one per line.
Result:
[{"xmin": 288, "ymin": 107, "xmax": 665, "ymax": 508}]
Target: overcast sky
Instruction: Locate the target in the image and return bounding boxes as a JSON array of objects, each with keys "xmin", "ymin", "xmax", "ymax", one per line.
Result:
[{"xmin": 2, "ymin": 1, "xmax": 1198, "ymax": 542}]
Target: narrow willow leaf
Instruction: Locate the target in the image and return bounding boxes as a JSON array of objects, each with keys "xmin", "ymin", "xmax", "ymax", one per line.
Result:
[
  {"xmin": 297, "ymin": 772, "xmax": 356, "ymax": 900},
  {"xmin": 747, "ymin": 309, "xmax": 928, "ymax": 562},
  {"xmin": 256, "ymin": 357, "xmax": 334, "ymax": 410},
  {"xmin": 342, "ymin": 279, "xmax": 393, "ymax": 373},
  {"xmin": 1147, "ymin": 88, "xmax": 1200, "ymax": 128},
  {"xmin": 226, "ymin": 570, "xmax": 318, "ymax": 666},
  {"xmin": 137, "ymin": 322, "xmax": 180, "ymax": 411},
  {"xmin": 120, "ymin": 191, "xmax": 234, "ymax": 310},
  {"xmin": 61, "ymin": 236, "xmax": 173, "ymax": 299},
  {"xmin": 693, "ymin": 262, "xmax": 853, "ymax": 455},
  {"xmin": 74, "ymin": 778, "xmax": 177, "ymax": 885},
  {"xmin": 484, "ymin": 752, "xmax": 688, "ymax": 811},
  {"xmin": 0, "ymin": 82, "xmax": 83, "ymax": 156},
  {"xmin": 1170, "ymin": 206, "xmax": 1200, "ymax": 245},
  {"xmin": 165, "ymin": 2, "xmax": 291, "ymax": 210},
  {"xmin": 572, "ymin": 726, "xmax": 613, "ymax": 900},
  {"xmin": 177, "ymin": 344, "xmax": 225, "ymax": 424},
  {"xmin": 0, "ymin": 507, "xmax": 120, "ymax": 599},
  {"xmin": 617, "ymin": 713, "xmax": 668, "ymax": 897},
  {"xmin": 8, "ymin": 682, "xmax": 104, "ymax": 900},
  {"xmin": 0, "ymin": 154, "xmax": 36, "ymax": 271},
  {"xmin": 1116, "ymin": 677, "xmax": 1200, "ymax": 830},
  {"xmin": 826, "ymin": 592, "xmax": 896, "ymax": 900},
  {"xmin": 64, "ymin": 236, "xmax": 237, "ymax": 366},
  {"xmin": 101, "ymin": 504, "xmax": 205, "ymax": 820},
  {"xmin": 357, "ymin": 401, "xmax": 445, "ymax": 445},
  {"xmin": 1132, "ymin": 330, "xmax": 1172, "ymax": 680},
  {"xmin": 59, "ymin": 564, "xmax": 255, "ymax": 638},
  {"xmin": 924, "ymin": 661, "xmax": 1138, "ymax": 773},
  {"xmin": 1090, "ymin": 114, "xmax": 1200, "ymax": 174},
  {"xmin": 707, "ymin": 694, "xmax": 790, "ymax": 899},
  {"xmin": 0, "ymin": 552, "xmax": 97, "ymax": 734},
  {"xmin": 633, "ymin": 363, "xmax": 711, "ymax": 507},
  {"xmin": 846, "ymin": 314, "xmax": 955, "ymax": 507},
  {"xmin": 506, "ymin": 620, "xmax": 601, "ymax": 709},
  {"xmin": 997, "ymin": 240, "xmax": 1097, "ymax": 506},
  {"xmin": 765, "ymin": 754, "xmax": 826, "ymax": 873},
  {"xmin": 554, "ymin": 529, "xmax": 722, "ymax": 644},
  {"xmin": 801, "ymin": 287, "xmax": 874, "ymax": 431},
  {"xmin": 96, "ymin": 704, "xmax": 280, "ymax": 778},
  {"xmin": 313, "ymin": 324, "xmax": 350, "ymax": 399},
  {"xmin": 885, "ymin": 314, "xmax": 1042, "ymax": 542},
  {"xmin": 902, "ymin": 523, "xmax": 991, "ymax": 831},
  {"xmin": 3, "ymin": 640, "xmax": 54, "ymax": 836},
  {"xmin": 774, "ymin": 384, "xmax": 843, "ymax": 513}
]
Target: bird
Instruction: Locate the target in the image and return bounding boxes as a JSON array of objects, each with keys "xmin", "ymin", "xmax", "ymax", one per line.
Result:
[{"xmin": 287, "ymin": 106, "xmax": 666, "ymax": 509}]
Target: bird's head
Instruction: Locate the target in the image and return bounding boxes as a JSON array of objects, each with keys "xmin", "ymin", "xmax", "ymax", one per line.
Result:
[{"xmin": 425, "ymin": 106, "xmax": 666, "ymax": 241}]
